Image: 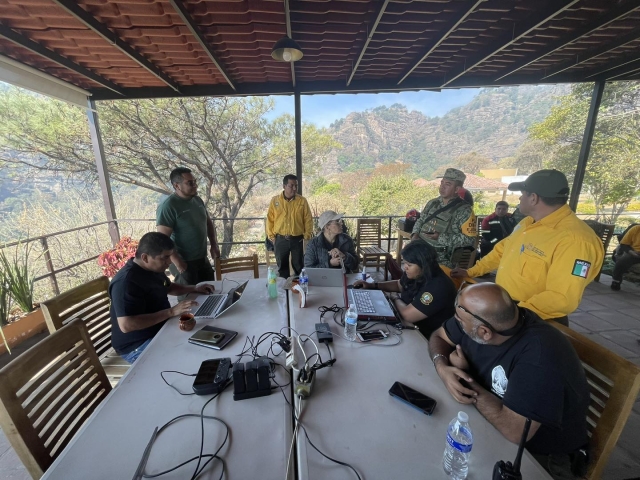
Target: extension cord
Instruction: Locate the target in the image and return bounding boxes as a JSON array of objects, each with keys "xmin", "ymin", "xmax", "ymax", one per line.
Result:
[
  {"xmin": 285, "ymin": 335, "xmax": 298, "ymax": 369},
  {"xmin": 294, "ymin": 368, "xmax": 315, "ymax": 399}
]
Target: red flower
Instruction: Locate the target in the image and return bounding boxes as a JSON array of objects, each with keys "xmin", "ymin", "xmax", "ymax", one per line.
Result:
[{"xmin": 97, "ymin": 236, "xmax": 139, "ymax": 277}]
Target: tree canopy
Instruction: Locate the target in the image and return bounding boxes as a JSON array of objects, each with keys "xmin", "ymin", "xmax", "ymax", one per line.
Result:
[
  {"xmin": 530, "ymin": 82, "xmax": 640, "ymax": 222},
  {"xmin": 0, "ymin": 88, "xmax": 338, "ymax": 255}
]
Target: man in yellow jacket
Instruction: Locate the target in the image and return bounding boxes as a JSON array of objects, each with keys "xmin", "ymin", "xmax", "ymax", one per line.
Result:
[
  {"xmin": 451, "ymin": 170, "xmax": 603, "ymax": 326},
  {"xmin": 266, "ymin": 174, "xmax": 314, "ymax": 278}
]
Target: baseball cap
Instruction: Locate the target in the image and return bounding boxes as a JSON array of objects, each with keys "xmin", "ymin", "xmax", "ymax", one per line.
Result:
[
  {"xmin": 318, "ymin": 210, "xmax": 343, "ymax": 230},
  {"xmin": 438, "ymin": 168, "xmax": 466, "ymax": 183},
  {"xmin": 508, "ymin": 169, "xmax": 570, "ymax": 197}
]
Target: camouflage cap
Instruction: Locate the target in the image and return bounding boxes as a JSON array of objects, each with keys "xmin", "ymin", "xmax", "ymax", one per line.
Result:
[
  {"xmin": 439, "ymin": 168, "xmax": 466, "ymax": 184},
  {"xmin": 508, "ymin": 169, "xmax": 569, "ymax": 197}
]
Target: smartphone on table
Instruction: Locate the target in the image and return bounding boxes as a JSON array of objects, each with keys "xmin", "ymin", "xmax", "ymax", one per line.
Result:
[
  {"xmin": 389, "ymin": 381, "xmax": 437, "ymax": 415},
  {"xmin": 356, "ymin": 330, "xmax": 388, "ymax": 342}
]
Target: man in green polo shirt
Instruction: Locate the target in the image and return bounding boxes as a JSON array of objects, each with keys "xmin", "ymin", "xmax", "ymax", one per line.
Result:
[{"xmin": 157, "ymin": 167, "xmax": 220, "ymax": 286}]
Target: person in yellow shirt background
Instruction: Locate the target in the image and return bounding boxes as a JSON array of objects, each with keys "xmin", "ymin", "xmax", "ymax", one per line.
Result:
[
  {"xmin": 451, "ymin": 169, "xmax": 603, "ymax": 326},
  {"xmin": 266, "ymin": 174, "xmax": 314, "ymax": 278},
  {"xmin": 611, "ymin": 224, "xmax": 640, "ymax": 291}
]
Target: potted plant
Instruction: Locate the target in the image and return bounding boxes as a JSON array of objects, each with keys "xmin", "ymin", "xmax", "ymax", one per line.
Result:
[
  {"xmin": 0, "ymin": 279, "xmax": 11, "ymax": 354},
  {"xmin": 0, "ymin": 243, "xmax": 46, "ymax": 356},
  {"xmin": 97, "ymin": 236, "xmax": 139, "ymax": 278}
]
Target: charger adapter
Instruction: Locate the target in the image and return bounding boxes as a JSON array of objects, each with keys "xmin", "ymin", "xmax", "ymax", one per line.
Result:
[{"xmin": 315, "ymin": 323, "xmax": 333, "ymax": 343}]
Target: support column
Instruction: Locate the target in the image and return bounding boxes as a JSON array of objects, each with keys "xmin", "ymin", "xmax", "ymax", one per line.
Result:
[
  {"xmin": 294, "ymin": 92, "xmax": 303, "ymax": 195},
  {"xmin": 87, "ymin": 98, "xmax": 120, "ymax": 246},
  {"xmin": 569, "ymin": 81, "xmax": 605, "ymax": 212}
]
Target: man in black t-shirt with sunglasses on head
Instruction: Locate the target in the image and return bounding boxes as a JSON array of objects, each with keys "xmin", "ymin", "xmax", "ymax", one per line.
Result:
[{"xmin": 428, "ymin": 283, "xmax": 589, "ymax": 479}]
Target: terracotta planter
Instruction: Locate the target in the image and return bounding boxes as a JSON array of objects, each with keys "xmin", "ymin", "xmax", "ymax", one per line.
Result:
[{"xmin": 0, "ymin": 308, "xmax": 47, "ymax": 356}]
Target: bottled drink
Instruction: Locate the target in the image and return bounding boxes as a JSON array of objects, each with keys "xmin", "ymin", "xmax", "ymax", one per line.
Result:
[
  {"xmin": 344, "ymin": 305, "xmax": 358, "ymax": 341},
  {"xmin": 267, "ymin": 267, "xmax": 278, "ymax": 299},
  {"xmin": 443, "ymin": 411, "xmax": 473, "ymax": 479},
  {"xmin": 299, "ymin": 268, "xmax": 309, "ymax": 294}
]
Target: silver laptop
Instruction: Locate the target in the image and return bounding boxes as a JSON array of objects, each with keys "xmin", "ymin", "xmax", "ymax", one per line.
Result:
[
  {"xmin": 306, "ymin": 267, "xmax": 345, "ymax": 287},
  {"xmin": 188, "ymin": 280, "xmax": 249, "ymax": 319},
  {"xmin": 345, "ymin": 282, "xmax": 397, "ymax": 323}
]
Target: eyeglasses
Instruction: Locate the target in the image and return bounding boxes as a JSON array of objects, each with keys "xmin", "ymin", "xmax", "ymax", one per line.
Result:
[
  {"xmin": 454, "ymin": 291, "xmax": 522, "ymax": 336},
  {"xmin": 183, "ymin": 180, "xmax": 197, "ymax": 187},
  {"xmin": 454, "ymin": 295, "xmax": 498, "ymax": 333}
]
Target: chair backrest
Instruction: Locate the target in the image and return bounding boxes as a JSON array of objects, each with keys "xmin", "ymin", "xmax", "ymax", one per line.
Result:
[
  {"xmin": 41, "ymin": 277, "xmax": 112, "ymax": 359},
  {"xmin": 551, "ymin": 322, "xmax": 640, "ymax": 479},
  {"xmin": 0, "ymin": 319, "xmax": 112, "ymax": 478},
  {"xmin": 215, "ymin": 254, "xmax": 259, "ymax": 281},
  {"xmin": 356, "ymin": 219, "xmax": 382, "ymax": 249},
  {"xmin": 450, "ymin": 246, "xmax": 477, "ymax": 269},
  {"xmin": 583, "ymin": 220, "xmax": 615, "ymax": 253}
]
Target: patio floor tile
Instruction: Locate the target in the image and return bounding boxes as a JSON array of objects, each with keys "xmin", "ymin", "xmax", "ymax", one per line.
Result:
[
  {"xmin": 569, "ymin": 312, "xmax": 619, "ymax": 332},
  {"xmin": 587, "ymin": 293, "xmax": 640, "ymax": 309},
  {"xmin": 576, "ymin": 298, "xmax": 609, "ymax": 311},
  {"xmin": 0, "ymin": 446, "xmax": 30, "ymax": 480},
  {"xmin": 584, "ymin": 310, "xmax": 640, "ymax": 331},
  {"xmin": 580, "ymin": 333, "xmax": 638, "ymax": 359},
  {"xmin": 598, "ymin": 331, "xmax": 640, "ymax": 357}
]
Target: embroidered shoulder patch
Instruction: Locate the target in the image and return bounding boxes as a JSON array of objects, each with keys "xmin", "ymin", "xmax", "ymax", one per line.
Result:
[
  {"xmin": 420, "ymin": 292, "xmax": 433, "ymax": 305},
  {"xmin": 572, "ymin": 259, "xmax": 591, "ymax": 278}
]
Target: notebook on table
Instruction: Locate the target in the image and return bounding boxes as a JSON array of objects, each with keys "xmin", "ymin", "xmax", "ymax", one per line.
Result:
[{"xmin": 188, "ymin": 280, "xmax": 249, "ymax": 319}]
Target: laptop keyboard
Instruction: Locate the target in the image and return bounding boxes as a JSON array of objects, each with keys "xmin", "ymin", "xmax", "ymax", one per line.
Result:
[
  {"xmin": 352, "ymin": 291, "xmax": 376, "ymax": 313},
  {"xmin": 194, "ymin": 295, "xmax": 226, "ymax": 317}
]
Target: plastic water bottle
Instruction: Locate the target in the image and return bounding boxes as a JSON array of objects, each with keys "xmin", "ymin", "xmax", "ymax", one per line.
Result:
[
  {"xmin": 344, "ymin": 305, "xmax": 358, "ymax": 342},
  {"xmin": 443, "ymin": 411, "xmax": 473, "ymax": 479},
  {"xmin": 267, "ymin": 267, "xmax": 278, "ymax": 299},
  {"xmin": 299, "ymin": 268, "xmax": 309, "ymax": 294}
]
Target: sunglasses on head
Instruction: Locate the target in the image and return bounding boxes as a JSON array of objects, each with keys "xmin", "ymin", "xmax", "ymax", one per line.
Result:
[{"xmin": 454, "ymin": 290, "xmax": 522, "ymax": 336}]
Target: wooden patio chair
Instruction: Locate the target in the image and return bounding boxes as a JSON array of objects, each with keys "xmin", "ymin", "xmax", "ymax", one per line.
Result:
[
  {"xmin": 450, "ymin": 245, "xmax": 477, "ymax": 270},
  {"xmin": 356, "ymin": 218, "xmax": 391, "ymax": 280},
  {"xmin": 215, "ymin": 254, "xmax": 259, "ymax": 280},
  {"xmin": 0, "ymin": 319, "xmax": 112, "ymax": 478},
  {"xmin": 552, "ymin": 322, "xmax": 640, "ymax": 479},
  {"xmin": 41, "ymin": 276, "xmax": 129, "ymax": 386},
  {"xmin": 583, "ymin": 220, "xmax": 615, "ymax": 282}
]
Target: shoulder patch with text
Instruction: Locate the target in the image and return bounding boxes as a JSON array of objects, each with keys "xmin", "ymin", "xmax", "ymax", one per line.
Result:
[
  {"xmin": 420, "ymin": 292, "xmax": 433, "ymax": 305},
  {"xmin": 572, "ymin": 260, "xmax": 591, "ymax": 278}
]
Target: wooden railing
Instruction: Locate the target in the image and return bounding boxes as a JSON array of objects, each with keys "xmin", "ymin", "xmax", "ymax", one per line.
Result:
[{"xmin": 0, "ymin": 215, "xmax": 404, "ymax": 301}]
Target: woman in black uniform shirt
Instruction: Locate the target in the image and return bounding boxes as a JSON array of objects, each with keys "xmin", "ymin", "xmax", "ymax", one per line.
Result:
[{"xmin": 353, "ymin": 240, "xmax": 457, "ymax": 338}]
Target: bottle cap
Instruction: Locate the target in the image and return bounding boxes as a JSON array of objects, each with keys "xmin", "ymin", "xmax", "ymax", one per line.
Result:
[{"xmin": 457, "ymin": 411, "xmax": 469, "ymax": 423}]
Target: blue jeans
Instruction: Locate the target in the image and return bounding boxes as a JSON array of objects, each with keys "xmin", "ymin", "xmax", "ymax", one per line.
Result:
[{"xmin": 120, "ymin": 339, "xmax": 152, "ymax": 363}]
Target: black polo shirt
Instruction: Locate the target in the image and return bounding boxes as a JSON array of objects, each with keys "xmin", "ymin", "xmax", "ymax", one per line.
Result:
[
  {"xmin": 399, "ymin": 269, "xmax": 457, "ymax": 338},
  {"xmin": 109, "ymin": 258, "xmax": 172, "ymax": 354},
  {"xmin": 443, "ymin": 309, "xmax": 589, "ymax": 455}
]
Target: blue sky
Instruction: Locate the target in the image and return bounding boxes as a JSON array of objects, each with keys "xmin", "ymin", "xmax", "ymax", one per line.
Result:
[{"xmin": 265, "ymin": 89, "xmax": 479, "ymax": 127}]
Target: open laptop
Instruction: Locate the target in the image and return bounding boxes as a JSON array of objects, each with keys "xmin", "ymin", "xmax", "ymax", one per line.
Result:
[
  {"xmin": 344, "ymin": 279, "xmax": 397, "ymax": 323},
  {"xmin": 188, "ymin": 280, "xmax": 249, "ymax": 319},
  {"xmin": 306, "ymin": 267, "xmax": 345, "ymax": 287}
]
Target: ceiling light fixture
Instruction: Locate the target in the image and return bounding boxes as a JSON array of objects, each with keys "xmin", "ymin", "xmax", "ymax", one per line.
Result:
[{"xmin": 271, "ymin": 36, "xmax": 303, "ymax": 62}]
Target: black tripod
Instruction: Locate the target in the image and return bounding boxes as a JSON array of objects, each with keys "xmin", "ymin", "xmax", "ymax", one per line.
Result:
[{"xmin": 492, "ymin": 418, "xmax": 531, "ymax": 480}]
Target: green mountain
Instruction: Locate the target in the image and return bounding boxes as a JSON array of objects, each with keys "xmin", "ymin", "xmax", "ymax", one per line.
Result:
[{"xmin": 327, "ymin": 84, "xmax": 570, "ymax": 177}]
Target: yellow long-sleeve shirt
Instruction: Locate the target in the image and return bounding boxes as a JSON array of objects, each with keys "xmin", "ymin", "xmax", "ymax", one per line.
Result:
[
  {"xmin": 620, "ymin": 225, "xmax": 640, "ymax": 252},
  {"xmin": 266, "ymin": 192, "xmax": 313, "ymax": 240},
  {"xmin": 467, "ymin": 204, "xmax": 603, "ymax": 320}
]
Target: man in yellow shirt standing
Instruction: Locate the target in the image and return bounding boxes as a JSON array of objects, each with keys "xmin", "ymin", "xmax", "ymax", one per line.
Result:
[
  {"xmin": 451, "ymin": 170, "xmax": 603, "ymax": 326},
  {"xmin": 611, "ymin": 225, "xmax": 640, "ymax": 291},
  {"xmin": 266, "ymin": 174, "xmax": 314, "ymax": 278}
]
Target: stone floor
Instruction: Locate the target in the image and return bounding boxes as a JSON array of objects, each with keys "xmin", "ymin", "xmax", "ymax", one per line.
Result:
[{"xmin": 1, "ymin": 267, "xmax": 640, "ymax": 479}]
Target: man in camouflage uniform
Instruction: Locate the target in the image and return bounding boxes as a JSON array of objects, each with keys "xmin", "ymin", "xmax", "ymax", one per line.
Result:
[{"xmin": 411, "ymin": 168, "xmax": 476, "ymax": 268}]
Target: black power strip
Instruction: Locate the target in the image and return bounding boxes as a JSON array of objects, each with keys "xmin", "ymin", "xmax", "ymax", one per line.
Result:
[{"xmin": 315, "ymin": 323, "xmax": 333, "ymax": 343}]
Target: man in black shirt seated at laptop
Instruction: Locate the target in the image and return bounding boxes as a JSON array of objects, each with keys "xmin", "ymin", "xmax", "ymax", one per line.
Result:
[
  {"xmin": 429, "ymin": 283, "xmax": 589, "ymax": 479},
  {"xmin": 353, "ymin": 240, "xmax": 457, "ymax": 338},
  {"xmin": 109, "ymin": 232, "xmax": 215, "ymax": 363}
]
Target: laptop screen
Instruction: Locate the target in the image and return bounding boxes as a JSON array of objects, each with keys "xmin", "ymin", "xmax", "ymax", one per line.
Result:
[{"xmin": 217, "ymin": 280, "xmax": 248, "ymax": 317}]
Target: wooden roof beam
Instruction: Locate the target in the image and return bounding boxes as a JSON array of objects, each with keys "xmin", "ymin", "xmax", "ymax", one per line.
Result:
[
  {"xmin": 542, "ymin": 25, "xmax": 640, "ymax": 80},
  {"xmin": 587, "ymin": 52, "xmax": 640, "ymax": 81},
  {"xmin": 52, "ymin": 0, "xmax": 181, "ymax": 94},
  {"xmin": 0, "ymin": 24, "xmax": 124, "ymax": 96},
  {"xmin": 167, "ymin": 0, "xmax": 235, "ymax": 91},
  {"xmin": 347, "ymin": 0, "xmax": 391, "ymax": 86},
  {"xmin": 496, "ymin": 1, "xmax": 640, "ymax": 81},
  {"xmin": 441, "ymin": 0, "xmax": 580, "ymax": 88},
  {"xmin": 397, "ymin": 0, "xmax": 485, "ymax": 85}
]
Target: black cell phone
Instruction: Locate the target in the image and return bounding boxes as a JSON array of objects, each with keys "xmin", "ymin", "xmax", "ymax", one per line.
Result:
[
  {"xmin": 389, "ymin": 381, "xmax": 437, "ymax": 415},
  {"xmin": 357, "ymin": 330, "xmax": 388, "ymax": 342}
]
